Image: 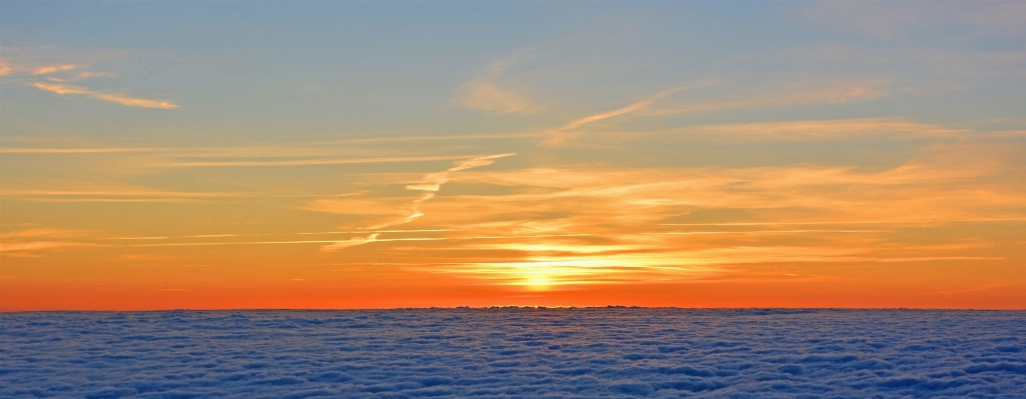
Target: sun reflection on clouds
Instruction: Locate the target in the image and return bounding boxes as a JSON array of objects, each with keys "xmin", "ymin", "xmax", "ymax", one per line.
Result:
[{"xmin": 423, "ymin": 243, "xmax": 879, "ymax": 290}]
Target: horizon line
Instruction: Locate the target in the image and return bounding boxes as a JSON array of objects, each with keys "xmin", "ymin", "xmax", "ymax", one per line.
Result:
[{"xmin": 3, "ymin": 306, "xmax": 1023, "ymax": 313}]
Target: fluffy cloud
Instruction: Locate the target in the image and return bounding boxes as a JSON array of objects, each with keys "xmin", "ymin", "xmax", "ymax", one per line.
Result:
[{"xmin": 0, "ymin": 310, "xmax": 1021, "ymax": 397}]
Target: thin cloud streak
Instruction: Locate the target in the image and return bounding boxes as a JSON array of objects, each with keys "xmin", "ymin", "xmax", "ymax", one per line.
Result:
[
  {"xmin": 1, "ymin": 189, "xmax": 261, "ymax": 204},
  {"xmin": 362, "ymin": 153, "xmax": 516, "ymax": 230},
  {"xmin": 15, "ymin": 198, "xmax": 195, "ymax": 203},
  {"xmin": 675, "ymin": 118, "xmax": 966, "ymax": 142},
  {"xmin": 349, "ymin": 141, "xmax": 1023, "ymax": 287},
  {"xmin": 0, "ymin": 241, "xmax": 95, "ymax": 252},
  {"xmin": 453, "ymin": 49, "xmax": 541, "ymax": 114},
  {"xmin": 641, "ymin": 80, "xmax": 890, "ymax": 116},
  {"xmin": 874, "ymin": 256, "xmax": 1003, "ymax": 263},
  {"xmin": 163, "ymin": 155, "xmax": 481, "ymax": 168},
  {"xmin": 126, "ymin": 237, "xmax": 447, "ymax": 248},
  {"xmin": 2, "ymin": 56, "xmax": 178, "ymax": 109},
  {"xmin": 0, "ymin": 61, "xmax": 79, "ymax": 76},
  {"xmin": 425, "ymin": 245, "xmax": 873, "ymax": 288},
  {"xmin": 33, "ymin": 81, "xmax": 178, "ymax": 109},
  {"xmin": 321, "ymin": 234, "xmax": 379, "ymax": 252},
  {"xmin": 542, "ymin": 81, "xmax": 714, "ymax": 146},
  {"xmin": 329, "ymin": 132, "xmax": 541, "ymax": 145},
  {"xmin": 656, "ymin": 229, "xmax": 886, "ymax": 235},
  {"xmin": 556, "ymin": 87, "xmax": 690, "ymax": 131},
  {"xmin": 1, "ymin": 189, "xmax": 247, "ymax": 197},
  {"xmin": 0, "ymin": 147, "xmax": 161, "ymax": 154},
  {"xmin": 662, "ymin": 218, "xmax": 1026, "ymax": 226}
]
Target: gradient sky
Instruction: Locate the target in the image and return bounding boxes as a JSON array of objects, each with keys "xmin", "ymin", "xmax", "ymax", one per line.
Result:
[{"xmin": 1, "ymin": 2, "xmax": 1024, "ymax": 310}]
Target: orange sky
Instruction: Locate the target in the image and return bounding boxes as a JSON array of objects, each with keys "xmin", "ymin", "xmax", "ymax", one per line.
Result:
[{"xmin": 1, "ymin": 2, "xmax": 1024, "ymax": 310}]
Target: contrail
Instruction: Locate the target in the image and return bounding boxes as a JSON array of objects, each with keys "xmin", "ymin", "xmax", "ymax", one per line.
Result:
[{"xmin": 321, "ymin": 153, "xmax": 515, "ymax": 252}]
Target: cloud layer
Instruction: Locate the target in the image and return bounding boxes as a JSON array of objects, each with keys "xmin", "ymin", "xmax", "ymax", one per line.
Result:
[
  {"xmin": 0, "ymin": 310, "xmax": 1022, "ymax": 397},
  {"xmin": 1, "ymin": 56, "xmax": 177, "ymax": 109}
]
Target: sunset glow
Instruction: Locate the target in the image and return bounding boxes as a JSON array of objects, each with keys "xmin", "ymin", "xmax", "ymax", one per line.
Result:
[{"xmin": 1, "ymin": 2, "xmax": 1023, "ymax": 310}]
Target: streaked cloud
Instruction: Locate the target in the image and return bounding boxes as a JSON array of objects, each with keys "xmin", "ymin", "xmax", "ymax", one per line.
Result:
[
  {"xmin": 675, "ymin": 117, "xmax": 966, "ymax": 142},
  {"xmin": 1, "ymin": 188, "xmax": 254, "ymax": 203},
  {"xmin": 2, "ymin": 3, "xmax": 1023, "ymax": 309},
  {"xmin": 453, "ymin": 51, "xmax": 540, "ymax": 114},
  {"xmin": 0, "ymin": 61, "xmax": 79, "ymax": 76},
  {"xmin": 321, "ymin": 234, "xmax": 379, "ymax": 252},
  {"xmin": 1, "ymin": 54, "xmax": 176, "ymax": 109},
  {"xmin": 31, "ymin": 64, "xmax": 79, "ymax": 75},
  {"xmin": 0, "ymin": 241, "xmax": 93, "ymax": 252},
  {"xmin": 543, "ymin": 80, "xmax": 715, "ymax": 146},
  {"xmin": 303, "ymin": 154, "xmax": 516, "ymax": 230},
  {"xmin": 642, "ymin": 80, "xmax": 890, "ymax": 116},
  {"xmin": 557, "ymin": 87, "xmax": 689, "ymax": 131},
  {"xmin": 0, "ymin": 147, "xmax": 160, "ymax": 154},
  {"xmin": 33, "ymin": 81, "xmax": 178, "ymax": 109},
  {"xmin": 0, "ymin": 228, "xmax": 94, "ymax": 253},
  {"xmin": 281, "ymin": 139, "xmax": 1026, "ymax": 289},
  {"xmin": 163, "ymin": 154, "xmax": 474, "ymax": 168},
  {"xmin": 383, "ymin": 141, "xmax": 1023, "ymax": 287},
  {"xmin": 366, "ymin": 153, "xmax": 515, "ymax": 230},
  {"xmin": 427, "ymin": 244, "xmax": 866, "ymax": 289}
]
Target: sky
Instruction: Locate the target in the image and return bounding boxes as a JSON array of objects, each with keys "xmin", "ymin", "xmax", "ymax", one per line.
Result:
[{"xmin": 1, "ymin": 2, "xmax": 1023, "ymax": 311}]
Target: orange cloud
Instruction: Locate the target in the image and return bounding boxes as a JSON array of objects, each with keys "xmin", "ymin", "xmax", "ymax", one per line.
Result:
[
  {"xmin": 0, "ymin": 147, "xmax": 159, "ymax": 154},
  {"xmin": 163, "ymin": 155, "xmax": 476, "ymax": 168},
  {"xmin": 556, "ymin": 87, "xmax": 689, "ymax": 132},
  {"xmin": 321, "ymin": 234, "xmax": 379, "ymax": 252},
  {"xmin": 33, "ymin": 81, "xmax": 178, "ymax": 109},
  {"xmin": 0, "ymin": 61, "xmax": 80, "ymax": 76},
  {"xmin": 0, "ymin": 241, "xmax": 92, "ymax": 252},
  {"xmin": 543, "ymin": 80, "xmax": 715, "ymax": 146},
  {"xmin": 676, "ymin": 117, "xmax": 964, "ymax": 142},
  {"xmin": 0, "ymin": 61, "xmax": 14, "ymax": 76},
  {"xmin": 363, "ymin": 153, "xmax": 515, "ymax": 230},
  {"xmin": 337, "ymin": 141, "xmax": 1021, "ymax": 287},
  {"xmin": 453, "ymin": 51, "xmax": 541, "ymax": 114},
  {"xmin": 0, "ymin": 228, "xmax": 95, "ymax": 253},
  {"xmin": 31, "ymin": 64, "xmax": 78, "ymax": 75},
  {"xmin": 643, "ymin": 80, "xmax": 890, "ymax": 116}
]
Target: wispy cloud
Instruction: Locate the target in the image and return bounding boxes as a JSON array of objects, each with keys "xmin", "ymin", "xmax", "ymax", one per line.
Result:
[
  {"xmin": 33, "ymin": 81, "xmax": 178, "ymax": 109},
  {"xmin": 641, "ymin": 80, "xmax": 890, "ymax": 116},
  {"xmin": 321, "ymin": 234, "xmax": 379, "ymax": 252},
  {"xmin": 125, "ymin": 237, "xmax": 445, "ymax": 248},
  {"xmin": 557, "ymin": 87, "xmax": 690, "ymax": 131},
  {"xmin": 453, "ymin": 50, "xmax": 540, "ymax": 114},
  {"xmin": 0, "ymin": 147, "xmax": 160, "ymax": 154},
  {"xmin": 365, "ymin": 153, "xmax": 516, "ymax": 230},
  {"xmin": 0, "ymin": 61, "xmax": 79, "ymax": 76},
  {"xmin": 0, "ymin": 241, "xmax": 94, "ymax": 252},
  {"xmin": 30, "ymin": 64, "xmax": 78, "ymax": 75},
  {"xmin": 534, "ymin": 78, "xmax": 903, "ymax": 147},
  {"xmin": 302, "ymin": 154, "xmax": 517, "ymax": 231},
  {"xmin": 426, "ymin": 245, "xmax": 866, "ymax": 288},
  {"xmin": 2, "ymin": 54, "xmax": 177, "ymax": 109},
  {"xmin": 1, "ymin": 188, "xmax": 253, "ymax": 203},
  {"xmin": 0, "ymin": 228, "xmax": 94, "ymax": 253},
  {"xmin": 674, "ymin": 117, "xmax": 966, "ymax": 142},
  {"xmin": 0, "ymin": 228, "xmax": 85, "ymax": 239},
  {"xmin": 663, "ymin": 218, "xmax": 1026, "ymax": 227},
  {"xmin": 357, "ymin": 141, "xmax": 1023, "ymax": 287},
  {"xmin": 543, "ymin": 80, "xmax": 715, "ymax": 146},
  {"xmin": 163, "ymin": 155, "xmax": 474, "ymax": 168}
]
